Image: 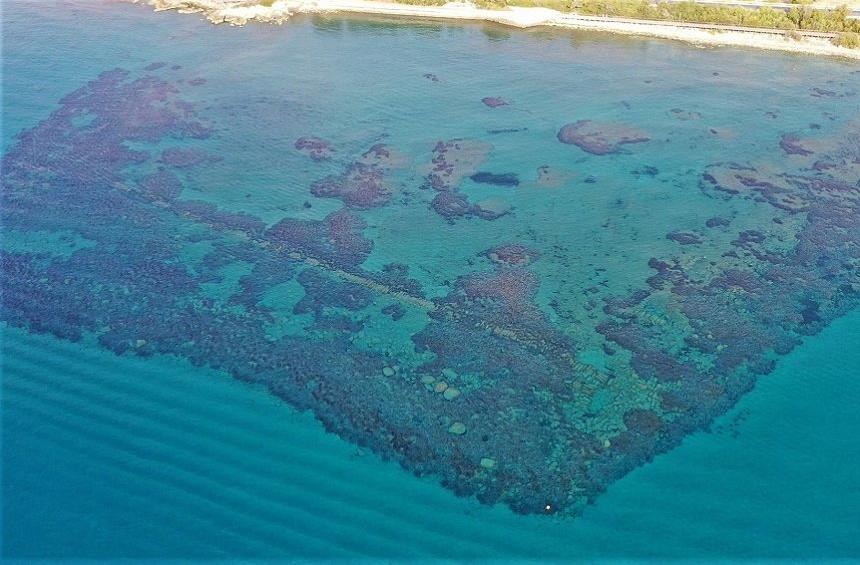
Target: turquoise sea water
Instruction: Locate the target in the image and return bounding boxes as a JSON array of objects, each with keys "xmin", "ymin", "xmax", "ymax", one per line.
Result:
[
  {"xmin": 3, "ymin": 0, "xmax": 860, "ymax": 559},
  {"xmin": 3, "ymin": 315, "xmax": 860, "ymax": 559}
]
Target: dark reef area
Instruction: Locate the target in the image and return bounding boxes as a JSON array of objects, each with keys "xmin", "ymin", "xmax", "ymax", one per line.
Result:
[{"xmin": 2, "ymin": 66, "xmax": 859, "ymax": 516}]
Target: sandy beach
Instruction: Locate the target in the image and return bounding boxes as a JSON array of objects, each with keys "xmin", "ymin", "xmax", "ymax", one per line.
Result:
[{"xmin": 141, "ymin": 0, "xmax": 860, "ymax": 59}]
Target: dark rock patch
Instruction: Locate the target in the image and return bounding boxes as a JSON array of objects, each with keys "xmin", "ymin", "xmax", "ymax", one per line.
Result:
[{"xmin": 470, "ymin": 171, "xmax": 519, "ymax": 186}]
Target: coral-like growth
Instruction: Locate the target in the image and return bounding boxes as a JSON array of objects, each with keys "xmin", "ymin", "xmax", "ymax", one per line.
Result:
[
  {"xmin": 308, "ymin": 143, "xmax": 404, "ymax": 209},
  {"xmin": 267, "ymin": 209, "xmax": 373, "ymax": 268},
  {"xmin": 482, "ymin": 243, "xmax": 540, "ymax": 266},
  {"xmin": 423, "ymin": 139, "xmax": 513, "ymax": 221},
  {"xmin": 311, "ymin": 162, "xmax": 391, "ymax": 209},
  {"xmin": 295, "ymin": 136, "xmax": 333, "ymax": 160}
]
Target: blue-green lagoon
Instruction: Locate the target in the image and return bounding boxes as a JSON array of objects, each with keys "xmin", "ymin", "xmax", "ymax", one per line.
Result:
[{"xmin": 2, "ymin": 0, "xmax": 859, "ymax": 559}]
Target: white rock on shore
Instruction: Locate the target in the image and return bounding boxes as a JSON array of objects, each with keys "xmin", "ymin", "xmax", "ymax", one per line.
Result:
[{"xmin": 142, "ymin": 0, "xmax": 294, "ymax": 25}]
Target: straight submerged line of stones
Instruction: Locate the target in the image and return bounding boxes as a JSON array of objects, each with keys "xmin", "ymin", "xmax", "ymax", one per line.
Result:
[{"xmin": 114, "ymin": 178, "xmax": 612, "ymax": 387}]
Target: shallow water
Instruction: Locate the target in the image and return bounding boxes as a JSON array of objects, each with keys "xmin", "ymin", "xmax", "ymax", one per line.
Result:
[{"xmin": 2, "ymin": 0, "xmax": 860, "ymax": 559}]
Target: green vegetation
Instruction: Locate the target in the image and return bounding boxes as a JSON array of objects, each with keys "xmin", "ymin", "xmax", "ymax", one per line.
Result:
[
  {"xmin": 577, "ymin": 0, "xmax": 792, "ymax": 27},
  {"xmin": 530, "ymin": 0, "xmax": 860, "ymax": 37},
  {"xmin": 574, "ymin": 0, "xmax": 860, "ymax": 33},
  {"xmin": 785, "ymin": 4, "xmax": 858, "ymax": 31},
  {"xmin": 833, "ymin": 30, "xmax": 860, "ymax": 47},
  {"xmin": 497, "ymin": 0, "xmax": 573, "ymax": 8},
  {"xmin": 269, "ymin": 0, "xmax": 860, "ymax": 46},
  {"xmin": 392, "ymin": 0, "xmax": 448, "ymax": 5}
]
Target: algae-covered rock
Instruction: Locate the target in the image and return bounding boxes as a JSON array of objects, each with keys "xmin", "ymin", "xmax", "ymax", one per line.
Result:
[
  {"xmin": 482, "ymin": 96, "xmax": 508, "ymax": 108},
  {"xmin": 557, "ymin": 120, "xmax": 649, "ymax": 155}
]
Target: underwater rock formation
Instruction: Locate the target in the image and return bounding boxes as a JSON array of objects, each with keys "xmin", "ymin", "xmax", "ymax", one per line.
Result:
[
  {"xmin": 706, "ymin": 216, "xmax": 731, "ymax": 228},
  {"xmin": 294, "ymin": 268, "xmax": 374, "ymax": 318},
  {"xmin": 295, "ymin": 136, "xmax": 334, "ymax": 160},
  {"xmin": 311, "ymin": 162, "xmax": 390, "ymax": 209},
  {"xmin": 138, "ymin": 170, "xmax": 184, "ymax": 200},
  {"xmin": 667, "ymin": 230, "xmax": 703, "ymax": 245},
  {"xmin": 780, "ymin": 133, "xmax": 814, "ymax": 156},
  {"xmin": 426, "ymin": 138, "xmax": 493, "ymax": 192},
  {"xmin": 266, "ymin": 209, "xmax": 374, "ymax": 269},
  {"xmin": 481, "ymin": 96, "xmax": 508, "ymax": 108},
  {"xmin": 470, "ymin": 171, "xmax": 520, "ymax": 186},
  {"xmin": 308, "ymin": 143, "xmax": 405, "ymax": 209},
  {"xmin": 4, "ymin": 66, "xmax": 860, "ymax": 519},
  {"xmin": 557, "ymin": 120, "xmax": 650, "ymax": 155},
  {"xmin": 382, "ymin": 303, "xmax": 406, "ymax": 321},
  {"xmin": 423, "ymin": 138, "xmax": 513, "ymax": 221},
  {"xmin": 482, "ymin": 243, "xmax": 540, "ymax": 267}
]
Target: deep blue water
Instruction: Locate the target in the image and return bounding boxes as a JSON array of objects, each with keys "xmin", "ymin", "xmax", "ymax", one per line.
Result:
[{"xmin": 2, "ymin": 0, "xmax": 860, "ymax": 559}]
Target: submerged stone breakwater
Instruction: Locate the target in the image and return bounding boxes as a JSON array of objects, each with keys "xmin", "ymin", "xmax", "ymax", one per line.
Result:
[{"xmin": 2, "ymin": 65, "xmax": 859, "ymax": 516}]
